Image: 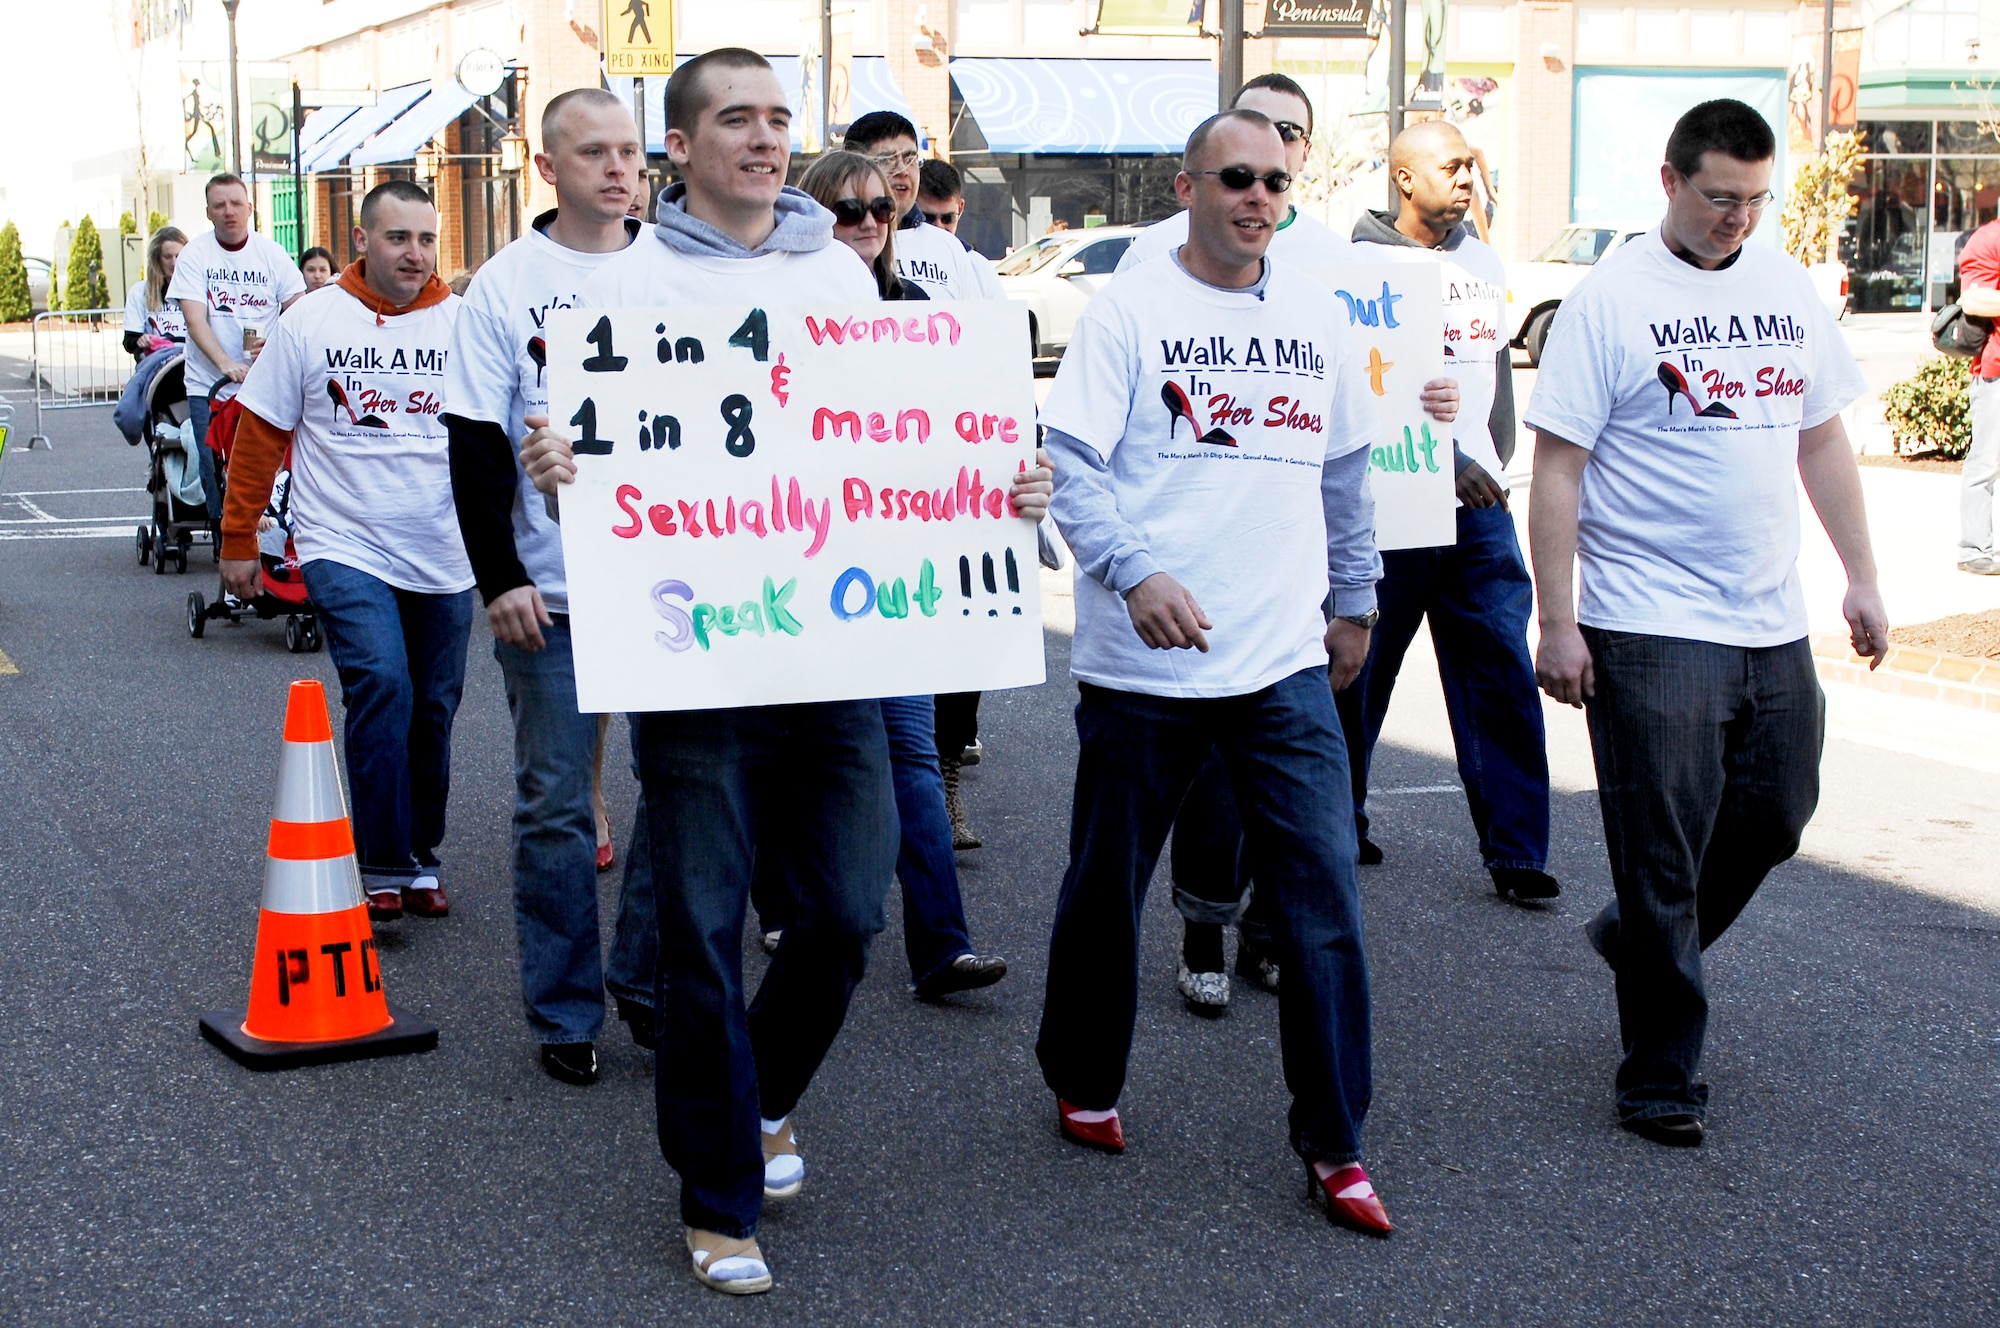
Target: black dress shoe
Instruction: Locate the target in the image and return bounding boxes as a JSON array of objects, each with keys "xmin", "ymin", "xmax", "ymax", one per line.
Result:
[
  {"xmin": 616, "ymin": 997, "xmax": 658, "ymax": 1051},
  {"xmin": 1621, "ymin": 1112, "xmax": 1704, "ymax": 1147},
  {"xmin": 1357, "ymin": 836, "xmax": 1384, "ymax": 866},
  {"xmin": 540, "ymin": 1042, "xmax": 599, "ymax": 1086},
  {"xmin": 913, "ymin": 953, "xmax": 1008, "ymax": 999},
  {"xmin": 1492, "ymin": 868, "xmax": 1561, "ymax": 901}
]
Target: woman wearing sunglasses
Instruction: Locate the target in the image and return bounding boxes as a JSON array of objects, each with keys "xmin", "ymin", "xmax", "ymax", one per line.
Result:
[{"xmin": 797, "ymin": 151, "xmax": 928, "ymax": 302}]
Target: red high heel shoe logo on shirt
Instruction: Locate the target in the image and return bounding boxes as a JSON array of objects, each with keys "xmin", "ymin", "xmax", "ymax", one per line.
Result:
[
  {"xmin": 1657, "ymin": 362, "xmax": 1738, "ymax": 419},
  {"xmin": 326, "ymin": 379, "xmax": 389, "ymax": 430},
  {"xmin": 527, "ymin": 336, "xmax": 547, "ymax": 386},
  {"xmin": 1161, "ymin": 381, "xmax": 1239, "ymax": 447}
]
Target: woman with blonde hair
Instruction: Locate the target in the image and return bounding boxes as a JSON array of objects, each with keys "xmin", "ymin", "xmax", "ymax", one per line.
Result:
[
  {"xmin": 122, "ymin": 226, "xmax": 188, "ymax": 360},
  {"xmin": 797, "ymin": 151, "xmax": 922, "ymax": 302}
]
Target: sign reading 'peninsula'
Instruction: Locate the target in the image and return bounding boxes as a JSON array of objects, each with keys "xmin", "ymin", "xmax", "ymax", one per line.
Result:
[{"xmin": 1261, "ymin": 0, "xmax": 1371, "ymax": 37}]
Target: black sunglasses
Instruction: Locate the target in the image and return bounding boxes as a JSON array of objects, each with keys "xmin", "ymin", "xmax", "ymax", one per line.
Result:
[
  {"xmin": 1272, "ymin": 120, "xmax": 1311, "ymax": 145},
  {"xmin": 829, "ymin": 195, "xmax": 898, "ymax": 226},
  {"xmin": 1198, "ymin": 167, "xmax": 1293, "ymax": 194},
  {"xmin": 922, "ymin": 209, "xmax": 958, "ymax": 225}
]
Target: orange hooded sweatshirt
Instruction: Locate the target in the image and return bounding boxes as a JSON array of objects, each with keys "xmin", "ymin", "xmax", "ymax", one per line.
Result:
[{"xmin": 220, "ymin": 262, "xmax": 452, "ymax": 561}]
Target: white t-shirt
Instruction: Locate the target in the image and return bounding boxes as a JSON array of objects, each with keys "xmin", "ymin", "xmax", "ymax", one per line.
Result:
[
  {"xmin": 1524, "ymin": 229, "xmax": 1866, "ymax": 647},
  {"xmin": 580, "ymin": 232, "xmax": 878, "ymax": 311},
  {"xmin": 122, "ymin": 282, "xmax": 187, "ymax": 343},
  {"xmin": 1114, "ymin": 207, "xmax": 1356, "ymax": 276},
  {"xmin": 1353, "ymin": 232, "xmax": 1509, "ymax": 490},
  {"xmin": 444, "ymin": 218, "xmax": 639, "ymax": 613},
  {"xmin": 1041, "ymin": 256, "xmax": 1378, "ymax": 698},
  {"xmin": 238, "ymin": 282, "xmax": 474, "ymax": 595},
  {"xmin": 894, "ymin": 220, "xmax": 1002, "ymax": 301},
  {"xmin": 166, "ymin": 230, "xmax": 306, "ymax": 396}
]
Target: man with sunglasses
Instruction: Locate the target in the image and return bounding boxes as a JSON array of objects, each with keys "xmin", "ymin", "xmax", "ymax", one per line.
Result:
[
  {"xmin": 918, "ymin": 158, "xmax": 964, "ymax": 234},
  {"xmin": 1527, "ymin": 99, "xmax": 1884, "ymax": 1149},
  {"xmin": 843, "ymin": 111, "xmax": 1006, "ymax": 302},
  {"xmin": 1115, "ymin": 73, "xmax": 1349, "ymax": 275},
  {"xmin": 1037, "ymin": 108, "xmax": 1395, "ymax": 1237}
]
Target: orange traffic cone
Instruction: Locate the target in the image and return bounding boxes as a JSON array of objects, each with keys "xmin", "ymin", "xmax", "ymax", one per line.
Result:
[{"xmin": 200, "ymin": 680, "xmax": 437, "ymax": 1069}]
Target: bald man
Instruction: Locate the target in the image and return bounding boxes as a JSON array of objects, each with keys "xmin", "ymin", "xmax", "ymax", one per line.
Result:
[{"xmin": 1346, "ymin": 120, "xmax": 1557, "ymax": 903}]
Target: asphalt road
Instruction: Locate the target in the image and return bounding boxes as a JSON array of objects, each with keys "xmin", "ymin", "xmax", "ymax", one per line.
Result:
[{"xmin": 2, "ymin": 406, "xmax": 1996, "ymax": 1325}]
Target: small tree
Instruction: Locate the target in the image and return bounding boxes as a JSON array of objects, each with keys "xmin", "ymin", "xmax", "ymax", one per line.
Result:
[
  {"xmin": 1781, "ymin": 131, "xmax": 1865, "ymax": 266},
  {"xmin": 119, "ymin": 212, "xmax": 137, "ymax": 235},
  {"xmin": 63, "ymin": 215, "xmax": 107, "ymax": 310},
  {"xmin": 0, "ymin": 222, "xmax": 30, "ymax": 323},
  {"xmin": 1881, "ymin": 356, "xmax": 1972, "ymax": 460},
  {"xmin": 147, "ymin": 209, "xmax": 169, "ymax": 234}
]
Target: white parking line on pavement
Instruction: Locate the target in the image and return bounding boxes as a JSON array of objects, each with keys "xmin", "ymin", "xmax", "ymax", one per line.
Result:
[
  {"xmin": 1373, "ymin": 785, "xmax": 1463, "ymax": 795},
  {"xmin": 0, "ymin": 525, "xmax": 140, "ymax": 541},
  {"xmin": 4, "ymin": 487, "xmax": 147, "ymax": 496},
  {"xmin": 5, "ymin": 495, "xmax": 58, "ymax": 521}
]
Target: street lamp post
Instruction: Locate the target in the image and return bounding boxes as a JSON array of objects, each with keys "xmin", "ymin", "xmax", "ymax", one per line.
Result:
[
  {"xmin": 1820, "ymin": 0, "xmax": 1835, "ymax": 151},
  {"xmin": 221, "ymin": 0, "xmax": 243, "ymax": 176},
  {"xmin": 1218, "ymin": 0, "xmax": 1244, "ymax": 112}
]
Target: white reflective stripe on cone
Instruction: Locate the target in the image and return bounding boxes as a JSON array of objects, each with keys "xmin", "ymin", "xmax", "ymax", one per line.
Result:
[
  {"xmin": 271, "ymin": 739, "xmax": 349, "ymax": 824},
  {"xmin": 260, "ymin": 852, "xmax": 366, "ymax": 915}
]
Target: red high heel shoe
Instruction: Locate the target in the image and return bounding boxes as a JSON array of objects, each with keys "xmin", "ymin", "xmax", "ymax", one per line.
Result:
[
  {"xmin": 1307, "ymin": 1161, "xmax": 1393, "ymax": 1236},
  {"xmin": 1056, "ymin": 1099, "xmax": 1125, "ymax": 1153}
]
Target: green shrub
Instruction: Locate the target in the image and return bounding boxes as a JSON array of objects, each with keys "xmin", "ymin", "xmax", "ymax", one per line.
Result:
[
  {"xmin": 147, "ymin": 209, "xmax": 169, "ymax": 234},
  {"xmin": 0, "ymin": 223, "xmax": 29, "ymax": 323},
  {"xmin": 118, "ymin": 212, "xmax": 137, "ymax": 235},
  {"xmin": 1881, "ymin": 355, "xmax": 1971, "ymax": 460},
  {"xmin": 62, "ymin": 215, "xmax": 108, "ymax": 310}
]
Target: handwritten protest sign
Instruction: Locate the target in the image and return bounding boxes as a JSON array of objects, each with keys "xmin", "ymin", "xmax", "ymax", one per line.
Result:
[
  {"xmin": 1304, "ymin": 261, "xmax": 1455, "ymax": 550},
  {"xmin": 547, "ymin": 302, "xmax": 1046, "ymax": 713}
]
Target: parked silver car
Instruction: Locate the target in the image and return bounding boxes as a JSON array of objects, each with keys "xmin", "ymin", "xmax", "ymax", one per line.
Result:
[{"xmin": 23, "ymin": 257, "xmax": 53, "ymax": 314}]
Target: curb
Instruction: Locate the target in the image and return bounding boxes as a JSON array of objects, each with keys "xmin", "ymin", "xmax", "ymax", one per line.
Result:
[{"xmin": 1810, "ymin": 633, "xmax": 2000, "ymax": 712}]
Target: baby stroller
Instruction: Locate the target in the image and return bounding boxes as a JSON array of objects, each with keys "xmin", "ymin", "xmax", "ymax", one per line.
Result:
[
  {"xmin": 120, "ymin": 352, "xmax": 224, "ymax": 575},
  {"xmin": 188, "ymin": 463, "xmax": 323, "ymax": 653}
]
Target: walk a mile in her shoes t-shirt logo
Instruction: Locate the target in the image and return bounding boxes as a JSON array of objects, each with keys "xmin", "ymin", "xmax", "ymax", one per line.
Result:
[
  {"xmin": 1156, "ymin": 332, "xmax": 1328, "ymax": 453},
  {"xmin": 1648, "ymin": 311, "xmax": 1815, "ymax": 426}
]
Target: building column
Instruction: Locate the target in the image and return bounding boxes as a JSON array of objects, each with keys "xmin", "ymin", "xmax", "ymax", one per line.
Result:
[
  {"xmin": 1509, "ymin": 0, "xmax": 1575, "ymax": 263},
  {"xmin": 884, "ymin": 0, "xmax": 953, "ymax": 157},
  {"xmin": 521, "ymin": 0, "xmax": 608, "ymax": 216}
]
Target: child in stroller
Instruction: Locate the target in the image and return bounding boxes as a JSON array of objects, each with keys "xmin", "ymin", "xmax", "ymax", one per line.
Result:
[{"xmin": 186, "ymin": 459, "xmax": 323, "ymax": 652}]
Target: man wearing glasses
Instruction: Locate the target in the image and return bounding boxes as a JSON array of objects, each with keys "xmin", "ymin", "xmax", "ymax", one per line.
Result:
[
  {"xmin": 1036, "ymin": 109, "xmax": 1395, "ymax": 1237},
  {"xmin": 1115, "ymin": 73, "xmax": 1351, "ymax": 275},
  {"xmin": 1527, "ymin": 99, "xmax": 1886, "ymax": 1149},
  {"xmin": 842, "ymin": 111, "xmax": 1006, "ymax": 302}
]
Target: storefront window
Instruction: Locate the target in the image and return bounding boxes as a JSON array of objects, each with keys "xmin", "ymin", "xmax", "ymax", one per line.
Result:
[
  {"xmin": 1844, "ymin": 156, "xmax": 1930, "ymax": 311},
  {"xmin": 1855, "ymin": 120, "xmax": 1932, "ymax": 155},
  {"xmin": 1937, "ymin": 120, "xmax": 2000, "ymax": 154},
  {"xmin": 1928, "ymin": 156, "xmax": 2000, "ymax": 304}
]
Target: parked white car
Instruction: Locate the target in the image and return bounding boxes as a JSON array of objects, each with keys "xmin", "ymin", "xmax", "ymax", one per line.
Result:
[
  {"xmin": 1506, "ymin": 222, "xmax": 1848, "ymax": 366},
  {"xmin": 995, "ymin": 226, "xmax": 1145, "ymax": 357}
]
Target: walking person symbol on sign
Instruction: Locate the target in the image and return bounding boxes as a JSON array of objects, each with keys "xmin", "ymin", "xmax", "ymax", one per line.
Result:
[{"xmin": 622, "ymin": 0, "xmax": 651, "ymax": 43}]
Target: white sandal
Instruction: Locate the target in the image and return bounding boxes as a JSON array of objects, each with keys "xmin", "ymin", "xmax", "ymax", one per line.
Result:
[
  {"xmin": 687, "ymin": 1229, "xmax": 773, "ymax": 1295},
  {"xmin": 763, "ymin": 1117, "xmax": 805, "ymax": 1199}
]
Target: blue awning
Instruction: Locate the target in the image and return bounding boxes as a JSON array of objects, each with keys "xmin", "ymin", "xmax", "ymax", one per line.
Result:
[
  {"xmin": 350, "ymin": 80, "xmax": 484, "ymax": 167},
  {"xmin": 301, "ymin": 81, "xmax": 429, "ymax": 172},
  {"xmin": 298, "ymin": 104, "xmax": 361, "ymax": 163},
  {"xmin": 950, "ymin": 57, "xmax": 1216, "ymax": 154},
  {"xmin": 611, "ymin": 54, "xmax": 920, "ymax": 153}
]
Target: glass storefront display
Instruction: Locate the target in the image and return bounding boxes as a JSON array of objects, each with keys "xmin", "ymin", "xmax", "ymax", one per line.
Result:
[{"xmin": 1845, "ymin": 117, "xmax": 2000, "ymax": 312}]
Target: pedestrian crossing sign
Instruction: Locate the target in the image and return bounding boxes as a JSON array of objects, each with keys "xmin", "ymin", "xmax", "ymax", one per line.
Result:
[{"xmin": 604, "ymin": 0, "xmax": 675, "ymax": 76}]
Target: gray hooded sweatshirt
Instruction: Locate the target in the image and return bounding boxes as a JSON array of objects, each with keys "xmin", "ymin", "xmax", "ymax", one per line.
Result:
[{"xmin": 652, "ymin": 182, "xmax": 837, "ymax": 258}]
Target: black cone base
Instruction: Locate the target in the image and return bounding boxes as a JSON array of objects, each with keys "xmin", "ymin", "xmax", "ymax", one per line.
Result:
[{"xmin": 199, "ymin": 1008, "xmax": 438, "ymax": 1070}]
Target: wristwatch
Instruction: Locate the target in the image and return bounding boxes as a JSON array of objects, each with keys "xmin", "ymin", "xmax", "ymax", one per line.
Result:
[{"xmin": 1337, "ymin": 609, "xmax": 1380, "ymax": 630}]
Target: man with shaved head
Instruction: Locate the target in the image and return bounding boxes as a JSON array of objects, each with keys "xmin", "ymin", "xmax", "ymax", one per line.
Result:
[
  {"xmin": 1037, "ymin": 108, "xmax": 1397, "ymax": 1237},
  {"xmin": 1344, "ymin": 118, "xmax": 1558, "ymax": 904},
  {"xmin": 443, "ymin": 86, "xmax": 653, "ymax": 1089}
]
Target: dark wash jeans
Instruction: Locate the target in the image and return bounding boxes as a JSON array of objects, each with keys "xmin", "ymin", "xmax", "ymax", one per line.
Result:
[
  {"xmin": 1168, "ymin": 750, "xmax": 1276, "ymax": 946},
  {"xmin": 634, "ymin": 700, "xmax": 898, "ymax": 1239},
  {"xmin": 747, "ymin": 696, "xmax": 977, "ymax": 984},
  {"xmin": 1037, "ymin": 669, "xmax": 1373, "ymax": 1165},
  {"xmin": 1581, "ymin": 628, "xmax": 1824, "ymax": 1123},
  {"xmin": 301, "ymin": 559, "xmax": 473, "ymax": 893},
  {"xmin": 1337, "ymin": 502, "xmax": 1550, "ymax": 870}
]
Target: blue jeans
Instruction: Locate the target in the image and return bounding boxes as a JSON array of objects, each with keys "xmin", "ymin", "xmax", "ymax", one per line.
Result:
[
  {"xmin": 634, "ymin": 700, "xmax": 898, "ymax": 1239},
  {"xmin": 300, "ymin": 560, "xmax": 473, "ymax": 894},
  {"xmin": 186, "ymin": 393, "xmax": 223, "ymax": 521},
  {"xmin": 753, "ymin": 697, "xmax": 976, "ymax": 984},
  {"xmin": 1581, "ymin": 629, "xmax": 1823, "ymax": 1124},
  {"xmin": 1036, "ymin": 669, "xmax": 1373, "ymax": 1165},
  {"xmin": 495, "ymin": 617, "xmax": 611, "ymax": 1045},
  {"xmin": 605, "ymin": 717, "xmax": 660, "ymax": 1012},
  {"xmin": 1337, "ymin": 502, "xmax": 1549, "ymax": 870},
  {"xmin": 1167, "ymin": 751, "xmax": 1275, "ymax": 947}
]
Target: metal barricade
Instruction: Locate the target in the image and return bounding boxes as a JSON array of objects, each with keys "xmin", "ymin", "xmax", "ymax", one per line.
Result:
[{"xmin": 29, "ymin": 309, "xmax": 132, "ymax": 447}]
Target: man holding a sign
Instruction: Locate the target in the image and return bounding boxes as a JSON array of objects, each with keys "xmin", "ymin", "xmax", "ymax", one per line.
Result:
[
  {"xmin": 1037, "ymin": 109, "xmax": 1394, "ymax": 1237},
  {"xmin": 521, "ymin": 50, "xmax": 1049, "ymax": 1295}
]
